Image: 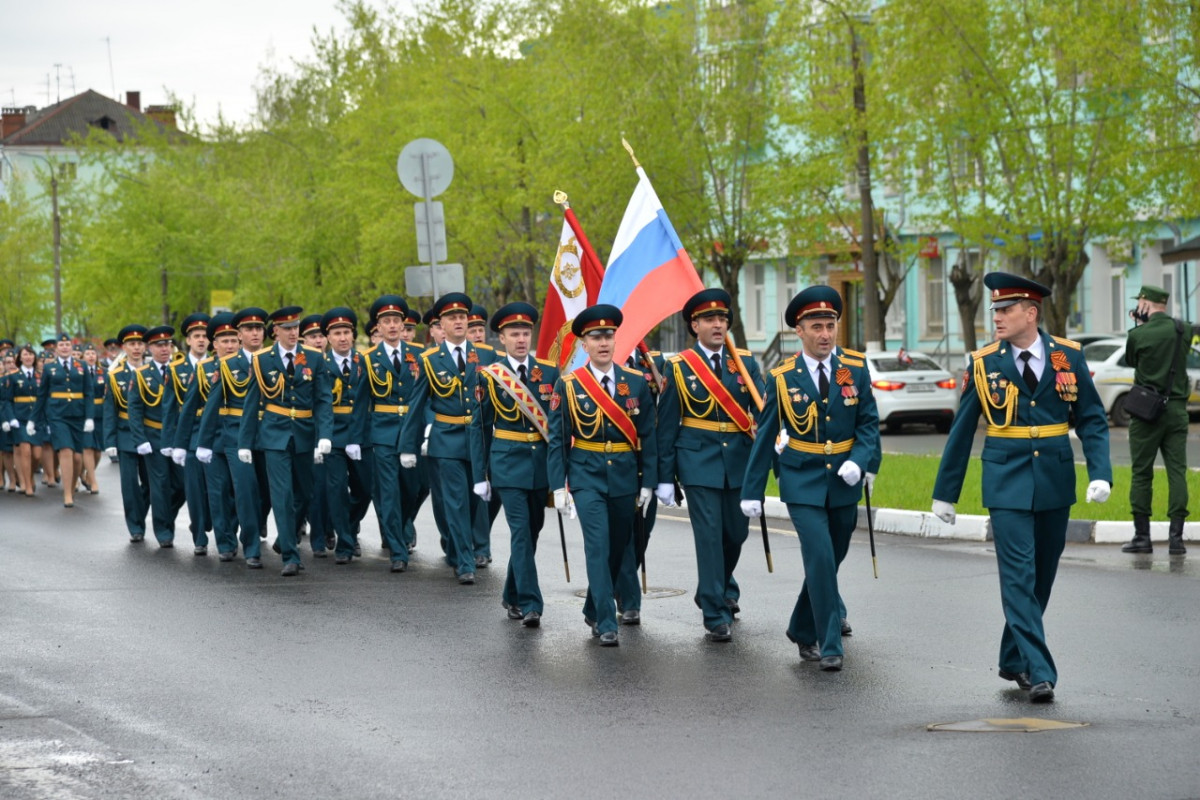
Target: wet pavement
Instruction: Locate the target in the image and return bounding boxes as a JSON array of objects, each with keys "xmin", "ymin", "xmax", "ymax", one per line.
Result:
[{"xmin": 2, "ymin": 466, "xmax": 1198, "ymax": 799}]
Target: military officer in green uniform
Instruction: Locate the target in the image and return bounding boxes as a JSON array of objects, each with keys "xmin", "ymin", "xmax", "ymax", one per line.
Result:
[
  {"xmin": 933, "ymin": 272, "xmax": 1112, "ymax": 703},
  {"xmin": 658, "ymin": 289, "xmax": 764, "ymax": 642},
  {"xmin": 364, "ymin": 295, "xmax": 425, "ymax": 571},
  {"xmin": 239, "ymin": 306, "xmax": 334, "ymax": 576},
  {"xmin": 548, "ymin": 305, "xmax": 657, "ymax": 646},
  {"xmin": 466, "ymin": 305, "xmax": 488, "ymax": 344},
  {"xmin": 29, "ymin": 333, "xmax": 95, "ymax": 507},
  {"xmin": 126, "ymin": 325, "xmax": 180, "ymax": 547},
  {"xmin": 104, "ymin": 325, "xmax": 152, "ymax": 540},
  {"xmin": 299, "ymin": 313, "xmax": 334, "ymax": 556},
  {"xmin": 1121, "ymin": 284, "xmax": 1189, "ymax": 556},
  {"xmin": 321, "ymin": 307, "xmax": 371, "ymax": 564},
  {"xmin": 165, "ymin": 313, "xmax": 212, "ymax": 554},
  {"xmin": 741, "ymin": 287, "xmax": 881, "ymax": 671},
  {"xmin": 470, "ymin": 302, "xmax": 560, "ymax": 626},
  {"xmin": 196, "ymin": 308, "xmax": 270, "ymax": 567},
  {"xmin": 402, "ymin": 292, "xmax": 501, "ymax": 582}
]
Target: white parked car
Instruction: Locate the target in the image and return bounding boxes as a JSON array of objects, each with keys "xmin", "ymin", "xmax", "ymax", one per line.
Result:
[
  {"xmin": 1082, "ymin": 338, "xmax": 1200, "ymax": 426},
  {"xmin": 864, "ymin": 350, "xmax": 960, "ymax": 433}
]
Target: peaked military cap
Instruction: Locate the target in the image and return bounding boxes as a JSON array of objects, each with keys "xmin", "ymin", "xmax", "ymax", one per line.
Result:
[
  {"xmin": 572, "ymin": 304, "xmax": 622, "ymax": 337},
  {"xmin": 432, "ymin": 292, "xmax": 472, "ymax": 318},
  {"xmin": 1134, "ymin": 285, "xmax": 1169, "ymax": 304},
  {"xmin": 299, "ymin": 314, "xmax": 324, "ymax": 337},
  {"xmin": 269, "ymin": 306, "xmax": 304, "ymax": 328},
  {"xmin": 491, "ymin": 302, "xmax": 538, "ymax": 332},
  {"xmin": 422, "ymin": 308, "xmax": 440, "ymax": 327},
  {"xmin": 117, "ymin": 324, "xmax": 148, "ymax": 344},
  {"xmin": 370, "ymin": 294, "xmax": 408, "ymax": 320},
  {"xmin": 984, "ymin": 272, "xmax": 1051, "ymax": 309},
  {"xmin": 181, "ymin": 313, "xmax": 211, "ymax": 336},
  {"xmin": 42, "ymin": 338, "xmax": 57, "ymax": 349},
  {"xmin": 145, "ymin": 325, "xmax": 175, "ymax": 345},
  {"xmin": 683, "ymin": 288, "xmax": 732, "ymax": 335},
  {"xmin": 207, "ymin": 312, "xmax": 237, "ymax": 340},
  {"xmin": 103, "ymin": 338, "xmax": 120, "ymax": 348},
  {"xmin": 404, "ymin": 307, "xmax": 422, "ymax": 327},
  {"xmin": 468, "ymin": 304, "xmax": 488, "ymax": 327},
  {"xmin": 233, "ymin": 307, "xmax": 268, "ymax": 328},
  {"xmin": 321, "ymin": 307, "xmax": 358, "ymax": 334},
  {"xmin": 785, "ymin": 286, "xmax": 842, "ymax": 327}
]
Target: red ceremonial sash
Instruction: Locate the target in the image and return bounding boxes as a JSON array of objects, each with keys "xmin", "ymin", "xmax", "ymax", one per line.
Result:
[
  {"xmin": 481, "ymin": 362, "xmax": 549, "ymax": 441},
  {"xmin": 572, "ymin": 367, "xmax": 639, "ymax": 449},
  {"xmin": 678, "ymin": 349, "xmax": 755, "ymax": 436}
]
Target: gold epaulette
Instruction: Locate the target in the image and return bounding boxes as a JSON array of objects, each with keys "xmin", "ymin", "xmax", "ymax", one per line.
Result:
[
  {"xmin": 620, "ymin": 365, "xmax": 644, "ymax": 377},
  {"xmin": 473, "ymin": 343, "xmax": 495, "ymax": 351},
  {"xmin": 647, "ymin": 350, "xmax": 662, "ymax": 357},
  {"xmin": 1051, "ymin": 336, "xmax": 1080, "ymax": 351},
  {"xmin": 770, "ymin": 357, "xmax": 796, "ymax": 378},
  {"xmin": 839, "ymin": 355, "xmax": 864, "ymax": 367},
  {"xmin": 493, "ymin": 349, "xmax": 507, "ymax": 358},
  {"xmin": 736, "ymin": 348, "xmax": 752, "ymax": 357},
  {"xmin": 199, "ymin": 356, "xmax": 214, "ymax": 366},
  {"xmin": 301, "ymin": 344, "xmax": 324, "ymax": 355},
  {"xmin": 667, "ymin": 353, "xmax": 683, "ymax": 364},
  {"xmin": 841, "ymin": 347, "xmax": 866, "ymax": 359},
  {"xmin": 253, "ymin": 346, "xmax": 272, "ymax": 357},
  {"xmin": 422, "ymin": 347, "xmax": 439, "ymax": 358},
  {"xmin": 535, "ymin": 357, "xmax": 556, "ymax": 368},
  {"xmin": 220, "ymin": 353, "xmax": 239, "ymax": 362},
  {"xmin": 364, "ymin": 343, "xmax": 381, "ymax": 355},
  {"xmin": 562, "ymin": 372, "xmax": 578, "ymax": 383},
  {"xmin": 134, "ymin": 364, "xmax": 149, "ymax": 372},
  {"xmin": 971, "ymin": 341, "xmax": 1001, "ymax": 360}
]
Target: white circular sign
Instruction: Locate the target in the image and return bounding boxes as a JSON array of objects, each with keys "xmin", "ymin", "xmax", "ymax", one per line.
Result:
[{"xmin": 397, "ymin": 138, "xmax": 454, "ymax": 199}]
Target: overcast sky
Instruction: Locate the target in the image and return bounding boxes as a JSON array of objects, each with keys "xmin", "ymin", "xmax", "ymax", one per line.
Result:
[{"xmin": 2, "ymin": 1, "xmax": 411, "ymax": 129}]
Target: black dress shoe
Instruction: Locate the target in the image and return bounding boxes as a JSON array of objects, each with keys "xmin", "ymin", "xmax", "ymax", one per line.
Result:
[
  {"xmin": 475, "ymin": 555, "xmax": 489, "ymax": 569},
  {"xmin": 334, "ymin": 555, "xmax": 350, "ymax": 565},
  {"xmin": 63, "ymin": 501, "xmax": 74, "ymax": 508},
  {"xmin": 797, "ymin": 644, "xmax": 821, "ymax": 662},
  {"xmin": 281, "ymin": 563, "xmax": 300, "ymax": 577},
  {"xmin": 458, "ymin": 572, "xmax": 476, "ymax": 585},
  {"xmin": 706, "ymin": 623, "xmax": 732, "ymax": 642},
  {"xmin": 620, "ymin": 609, "xmax": 641, "ymax": 626},
  {"xmin": 390, "ymin": 560, "xmax": 407, "ymax": 573},
  {"xmin": 522, "ymin": 611, "xmax": 541, "ymax": 628},
  {"xmin": 503, "ymin": 602, "xmax": 524, "ymax": 620},
  {"xmin": 246, "ymin": 558, "xmax": 263, "ymax": 569},
  {"xmin": 218, "ymin": 551, "xmax": 235, "ymax": 562},
  {"xmin": 313, "ymin": 550, "xmax": 328, "ymax": 559},
  {"xmin": 819, "ymin": 655, "xmax": 844, "ymax": 671},
  {"xmin": 598, "ymin": 631, "xmax": 619, "ymax": 646},
  {"xmin": 159, "ymin": 541, "xmax": 174, "ymax": 549},
  {"xmin": 193, "ymin": 547, "xmax": 208, "ymax": 556},
  {"xmin": 130, "ymin": 535, "xmax": 145, "ymax": 543},
  {"xmin": 999, "ymin": 670, "xmax": 1033, "ymax": 690},
  {"xmin": 325, "ymin": 535, "xmax": 336, "ymax": 550},
  {"xmin": 1029, "ymin": 682, "xmax": 1055, "ymax": 703},
  {"xmin": 272, "ymin": 540, "xmax": 282, "ymax": 554},
  {"xmin": 841, "ymin": 618, "xmax": 853, "ymax": 636},
  {"xmin": 353, "ymin": 543, "xmax": 362, "ymax": 557},
  {"xmin": 725, "ymin": 598, "xmax": 741, "ymax": 615}
]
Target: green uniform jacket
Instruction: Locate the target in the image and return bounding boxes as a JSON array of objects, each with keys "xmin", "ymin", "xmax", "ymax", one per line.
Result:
[
  {"xmin": 400, "ymin": 341, "xmax": 500, "ymax": 460},
  {"xmin": 172, "ymin": 357, "xmax": 220, "ymax": 451},
  {"xmin": 363, "ymin": 342, "xmax": 423, "ymax": 449},
  {"xmin": 196, "ymin": 352, "xmax": 256, "ymax": 452},
  {"xmin": 126, "ymin": 362, "xmax": 171, "ymax": 448},
  {"xmin": 239, "ymin": 344, "xmax": 334, "ymax": 452},
  {"xmin": 933, "ymin": 331, "xmax": 1112, "ymax": 510},
  {"xmin": 1126, "ymin": 313, "xmax": 1191, "ymax": 400},
  {"xmin": 30, "ymin": 357, "xmax": 94, "ymax": 428},
  {"xmin": 102, "ymin": 362, "xmax": 140, "ymax": 452},
  {"xmin": 161, "ymin": 356, "xmax": 195, "ymax": 450},
  {"xmin": 469, "ymin": 355, "xmax": 560, "ymax": 490},
  {"xmin": 327, "ymin": 349, "xmax": 370, "ymax": 448}
]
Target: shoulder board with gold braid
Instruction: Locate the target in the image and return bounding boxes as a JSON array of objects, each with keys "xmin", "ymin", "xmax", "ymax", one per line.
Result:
[
  {"xmin": 199, "ymin": 356, "xmax": 214, "ymax": 366},
  {"xmin": 735, "ymin": 348, "xmax": 752, "ymax": 357},
  {"xmin": 841, "ymin": 347, "xmax": 866, "ymax": 359},
  {"xmin": 493, "ymin": 349, "xmax": 507, "ymax": 358},
  {"xmin": 474, "ymin": 343, "xmax": 495, "ymax": 351},
  {"xmin": 135, "ymin": 364, "xmax": 149, "ymax": 372},
  {"xmin": 562, "ymin": 372, "xmax": 577, "ymax": 384},
  {"xmin": 971, "ymin": 341, "xmax": 1001, "ymax": 360},
  {"xmin": 620, "ymin": 365, "xmax": 643, "ymax": 377},
  {"xmin": 770, "ymin": 357, "xmax": 796, "ymax": 378},
  {"xmin": 422, "ymin": 347, "xmax": 439, "ymax": 358},
  {"xmin": 1051, "ymin": 336, "xmax": 1081, "ymax": 351},
  {"xmin": 647, "ymin": 350, "xmax": 662, "ymax": 357},
  {"xmin": 839, "ymin": 355, "xmax": 864, "ymax": 367},
  {"xmin": 364, "ymin": 343, "xmax": 381, "ymax": 355},
  {"xmin": 301, "ymin": 344, "xmax": 324, "ymax": 355},
  {"xmin": 253, "ymin": 346, "xmax": 272, "ymax": 357},
  {"xmin": 535, "ymin": 357, "xmax": 556, "ymax": 368},
  {"xmin": 667, "ymin": 353, "xmax": 683, "ymax": 364}
]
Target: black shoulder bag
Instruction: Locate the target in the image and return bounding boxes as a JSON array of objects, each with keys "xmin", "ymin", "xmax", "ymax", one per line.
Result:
[{"xmin": 1124, "ymin": 319, "xmax": 1185, "ymax": 423}]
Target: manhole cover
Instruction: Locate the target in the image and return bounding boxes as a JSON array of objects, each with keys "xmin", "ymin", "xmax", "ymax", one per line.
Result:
[
  {"xmin": 572, "ymin": 587, "xmax": 686, "ymax": 600},
  {"xmin": 928, "ymin": 717, "xmax": 1089, "ymax": 733}
]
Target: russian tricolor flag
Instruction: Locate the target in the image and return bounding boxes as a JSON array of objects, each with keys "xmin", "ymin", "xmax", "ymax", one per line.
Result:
[{"xmin": 591, "ymin": 166, "xmax": 703, "ymax": 365}]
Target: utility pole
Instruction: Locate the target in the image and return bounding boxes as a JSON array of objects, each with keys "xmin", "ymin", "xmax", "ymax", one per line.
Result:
[{"xmin": 51, "ymin": 172, "xmax": 62, "ymax": 333}]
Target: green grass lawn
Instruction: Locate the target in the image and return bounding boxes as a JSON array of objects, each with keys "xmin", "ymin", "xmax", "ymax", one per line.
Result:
[{"xmin": 763, "ymin": 453, "xmax": 1198, "ymax": 521}]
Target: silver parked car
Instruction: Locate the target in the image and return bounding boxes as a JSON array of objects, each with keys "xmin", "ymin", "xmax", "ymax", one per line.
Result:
[
  {"xmin": 1082, "ymin": 338, "xmax": 1200, "ymax": 426},
  {"xmin": 864, "ymin": 350, "xmax": 960, "ymax": 433}
]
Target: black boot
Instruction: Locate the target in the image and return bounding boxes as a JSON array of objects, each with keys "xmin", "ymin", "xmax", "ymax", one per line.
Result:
[
  {"xmin": 1122, "ymin": 514, "xmax": 1152, "ymax": 553},
  {"xmin": 1168, "ymin": 518, "xmax": 1187, "ymax": 556}
]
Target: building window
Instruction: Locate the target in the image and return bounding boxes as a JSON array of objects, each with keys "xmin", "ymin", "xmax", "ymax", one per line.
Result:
[
  {"xmin": 923, "ymin": 256, "xmax": 946, "ymax": 338},
  {"xmin": 746, "ymin": 262, "xmax": 765, "ymax": 336},
  {"xmin": 1110, "ymin": 272, "xmax": 1125, "ymax": 330}
]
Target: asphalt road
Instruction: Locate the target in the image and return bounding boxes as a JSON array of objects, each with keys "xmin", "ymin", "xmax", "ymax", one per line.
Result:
[
  {"xmin": 879, "ymin": 420, "xmax": 1200, "ymax": 467},
  {"xmin": 2, "ymin": 468, "xmax": 1199, "ymax": 800}
]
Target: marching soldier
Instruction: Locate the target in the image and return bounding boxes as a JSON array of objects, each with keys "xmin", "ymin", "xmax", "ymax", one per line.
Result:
[
  {"xmin": 741, "ymin": 286, "xmax": 881, "ymax": 671},
  {"xmin": 466, "ymin": 305, "xmax": 488, "ymax": 344},
  {"xmin": 322, "ymin": 307, "xmax": 371, "ymax": 564},
  {"xmin": 29, "ymin": 333, "xmax": 95, "ymax": 507},
  {"xmin": 364, "ymin": 294, "xmax": 424, "ymax": 571},
  {"xmin": 658, "ymin": 289, "xmax": 764, "ymax": 642},
  {"xmin": 8, "ymin": 346, "xmax": 41, "ymax": 497},
  {"xmin": 103, "ymin": 325, "xmax": 153, "ymax": 541},
  {"xmin": 400, "ymin": 308, "xmax": 421, "ymax": 343},
  {"xmin": 196, "ymin": 308, "xmax": 269, "ymax": 568},
  {"xmin": 300, "ymin": 313, "xmax": 334, "ymax": 556},
  {"xmin": 80, "ymin": 344, "xmax": 105, "ymax": 494},
  {"xmin": 164, "ymin": 313, "xmax": 212, "ymax": 554},
  {"xmin": 401, "ymin": 292, "xmax": 501, "ymax": 583},
  {"xmin": 126, "ymin": 326, "xmax": 180, "ymax": 546},
  {"xmin": 932, "ymin": 272, "xmax": 1112, "ymax": 703},
  {"xmin": 547, "ymin": 305, "xmax": 657, "ymax": 645},
  {"xmin": 239, "ymin": 306, "xmax": 334, "ymax": 577},
  {"xmin": 469, "ymin": 302, "xmax": 560, "ymax": 626}
]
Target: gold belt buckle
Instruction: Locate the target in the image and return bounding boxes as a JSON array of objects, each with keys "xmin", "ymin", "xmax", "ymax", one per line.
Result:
[
  {"xmin": 289, "ymin": 408, "xmax": 297, "ymax": 419},
  {"xmin": 604, "ymin": 441, "xmax": 613, "ymax": 454},
  {"xmin": 823, "ymin": 441, "xmax": 834, "ymax": 455},
  {"xmin": 1029, "ymin": 425, "xmax": 1040, "ymax": 438}
]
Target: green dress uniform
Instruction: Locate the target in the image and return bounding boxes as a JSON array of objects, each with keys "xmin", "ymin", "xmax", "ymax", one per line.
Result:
[
  {"xmin": 8, "ymin": 365, "xmax": 43, "ymax": 446},
  {"xmin": 1125, "ymin": 302, "xmax": 1190, "ymax": 546},
  {"xmin": 323, "ymin": 307, "xmax": 372, "ymax": 562},
  {"xmin": 934, "ymin": 304, "xmax": 1111, "ymax": 689},
  {"xmin": 659, "ymin": 331, "xmax": 764, "ymax": 634},
  {"xmin": 401, "ymin": 334, "xmax": 501, "ymax": 578},
  {"xmin": 173, "ymin": 355, "xmax": 228, "ymax": 554},
  {"xmin": 164, "ymin": 353, "xmax": 207, "ymax": 546},
  {"xmin": 87, "ymin": 363, "xmax": 108, "ymax": 450},
  {"xmin": 239, "ymin": 332, "xmax": 334, "ymax": 571},
  {"xmin": 126, "ymin": 356, "xmax": 178, "ymax": 546},
  {"xmin": 30, "ymin": 351, "xmax": 94, "ymax": 453},
  {"xmin": 104, "ymin": 351, "xmax": 154, "ymax": 540}
]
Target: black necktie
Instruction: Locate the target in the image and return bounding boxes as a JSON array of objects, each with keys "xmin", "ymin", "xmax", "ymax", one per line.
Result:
[
  {"xmin": 601, "ymin": 375, "xmax": 612, "ymax": 397},
  {"xmin": 1019, "ymin": 351, "xmax": 1037, "ymax": 392},
  {"xmin": 391, "ymin": 350, "xmax": 401, "ymax": 374},
  {"xmin": 343, "ymin": 359, "xmax": 351, "ymax": 379},
  {"xmin": 456, "ymin": 347, "xmax": 466, "ymax": 374},
  {"xmin": 817, "ymin": 362, "xmax": 829, "ymax": 400},
  {"xmin": 711, "ymin": 352, "xmax": 722, "ymax": 376},
  {"xmin": 518, "ymin": 363, "xmax": 527, "ymax": 383},
  {"xmin": 286, "ymin": 352, "xmax": 295, "ymax": 378},
  {"xmin": 160, "ymin": 364, "xmax": 167, "ymax": 382}
]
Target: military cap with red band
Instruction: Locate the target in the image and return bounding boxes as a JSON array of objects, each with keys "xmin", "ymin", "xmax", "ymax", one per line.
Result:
[
  {"xmin": 490, "ymin": 302, "xmax": 539, "ymax": 332},
  {"xmin": 785, "ymin": 286, "xmax": 843, "ymax": 327},
  {"xmin": 984, "ymin": 271, "xmax": 1051, "ymax": 310}
]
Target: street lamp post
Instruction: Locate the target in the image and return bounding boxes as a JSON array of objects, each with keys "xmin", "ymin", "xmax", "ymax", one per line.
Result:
[{"xmin": 26, "ymin": 154, "xmax": 64, "ymax": 333}]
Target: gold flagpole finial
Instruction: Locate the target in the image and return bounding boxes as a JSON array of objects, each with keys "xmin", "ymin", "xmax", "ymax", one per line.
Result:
[
  {"xmin": 621, "ymin": 137, "xmax": 640, "ymax": 168},
  {"xmin": 553, "ymin": 190, "xmax": 569, "ymax": 207}
]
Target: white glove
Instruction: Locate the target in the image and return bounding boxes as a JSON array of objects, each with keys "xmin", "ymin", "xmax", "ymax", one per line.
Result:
[
  {"xmin": 160, "ymin": 447, "xmax": 173, "ymax": 458},
  {"xmin": 473, "ymin": 481, "xmax": 491, "ymax": 502},
  {"xmin": 136, "ymin": 442, "xmax": 152, "ymax": 455},
  {"xmin": 400, "ymin": 453, "xmax": 417, "ymax": 469},
  {"xmin": 1, "ymin": 422, "xmax": 9, "ymax": 432},
  {"xmin": 83, "ymin": 419, "xmax": 95, "ymax": 433},
  {"xmin": 864, "ymin": 472, "xmax": 876, "ymax": 493},
  {"xmin": 654, "ymin": 482, "xmax": 676, "ymax": 507},
  {"xmin": 420, "ymin": 424, "xmax": 431, "ymax": 456},
  {"xmin": 104, "ymin": 447, "xmax": 118, "ymax": 458},
  {"xmin": 26, "ymin": 421, "xmax": 37, "ymax": 437},
  {"xmin": 932, "ymin": 500, "xmax": 956, "ymax": 525},
  {"xmin": 8, "ymin": 419, "xmax": 17, "ymax": 429},
  {"xmin": 553, "ymin": 488, "xmax": 576, "ymax": 519},
  {"xmin": 172, "ymin": 449, "xmax": 187, "ymax": 467},
  {"xmin": 1085, "ymin": 480, "xmax": 1111, "ymax": 504},
  {"xmin": 345, "ymin": 444, "xmax": 361, "ymax": 461},
  {"xmin": 837, "ymin": 460, "xmax": 862, "ymax": 487},
  {"xmin": 774, "ymin": 428, "xmax": 789, "ymax": 455},
  {"xmin": 317, "ymin": 438, "xmax": 332, "ymax": 456},
  {"xmin": 740, "ymin": 499, "xmax": 763, "ymax": 518},
  {"xmin": 637, "ymin": 487, "xmax": 653, "ymax": 516},
  {"xmin": 313, "ymin": 447, "xmax": 324, "ymax": 465},
  {"xmin": 237, "ymin": 448, "xmax": 253, "ymax": 464},
  {"xmin": 196, "ymin": 447, "xmax": 213, "ymax": 464}
]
